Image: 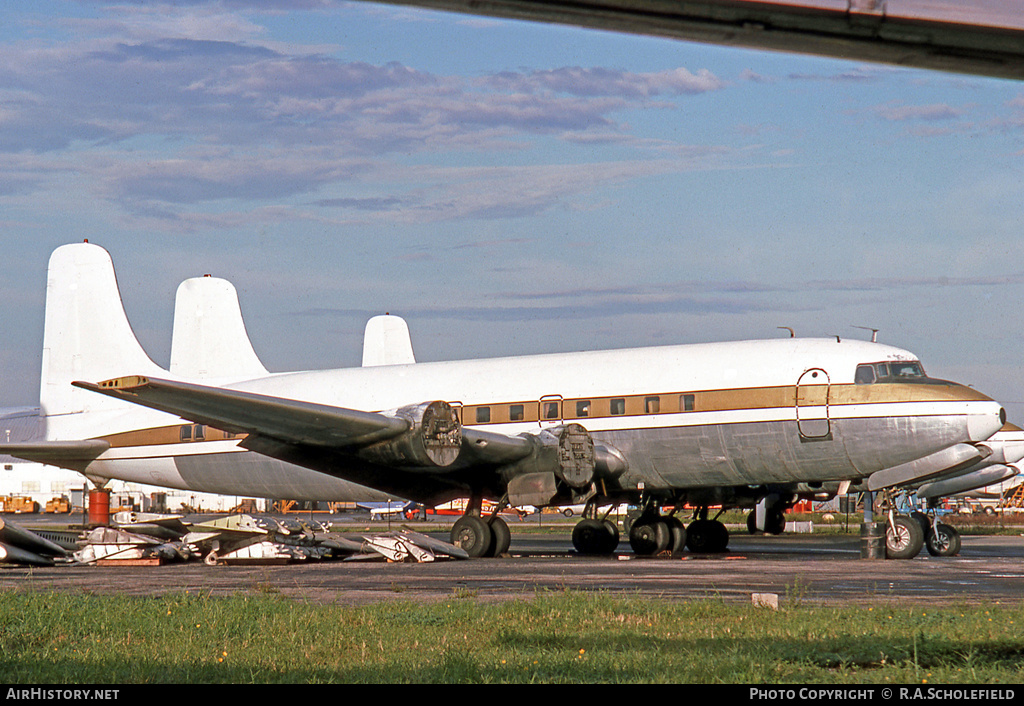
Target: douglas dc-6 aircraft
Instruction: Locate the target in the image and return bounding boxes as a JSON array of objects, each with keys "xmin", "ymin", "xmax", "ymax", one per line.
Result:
[{"xmin": 0, "ymin": 243, "xmax": 1010, "ymax": 558}]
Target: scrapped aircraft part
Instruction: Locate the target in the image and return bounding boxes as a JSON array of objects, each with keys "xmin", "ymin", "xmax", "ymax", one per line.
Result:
[
  {"xmin": 0, "ymin": 517, "xmax": 69, "ymax": 561},
  {"xmin": 398, "ymin": 528, "xmax": 470, "ymax": 560},
  {"xmin": 507, "ymin": 471, "xmax": 560, "ymax": 508},
  {"xmin": 361, "ymin": 400, "xmax": 462, "ymax": 468},
  {"xmin": 353, "ymin": 529, "xmax": 469, "ymax": 562},
  {"xmin": 925, "ymin": 523, "xmax": 961, "ymax": 557},
  {"xmin": 73, "ymin": 526, "xmax": 191, "ymax": 565},
  {"xmin": 557, "ymin": 423, "xmax": 595, "ymax": 489},
  {"xmin": 218, "ymin": 540, "xmax": 313, "ymax": 565},
  {"xmin": 867, "ymin": 443, "xmax": 990, "ymax": 491},
  {"xmin": 0, "ymin": 541, "xmax": 54, "ymax": 566},
  {"xmin": 885, "ymin": 515, "xmax": 925, "ymax": 560}
]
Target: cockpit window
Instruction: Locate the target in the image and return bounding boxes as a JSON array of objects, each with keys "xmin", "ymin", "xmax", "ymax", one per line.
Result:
[{"xmin": 856, "ymin": 360, "xmax": 927, "ymax": 384}]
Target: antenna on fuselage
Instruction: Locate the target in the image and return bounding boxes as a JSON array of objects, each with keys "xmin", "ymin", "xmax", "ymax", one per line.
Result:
[
  {"xmin": 853, "ymin": 326, "xmax": 879, "ymax": 342},
  {"xmin": 777, "ymin": 327, "xmax": 794, "ymax": 338}
]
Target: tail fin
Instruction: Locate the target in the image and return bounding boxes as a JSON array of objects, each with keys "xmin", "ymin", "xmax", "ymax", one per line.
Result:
[
  {"xmin": 170, "ymin": 275, "xmax": 268, "ymax": 380},
  {"xmin": 40, "ymin": 243, "xmax": 165, "ymax": 437},
  {"xmin": 362, "ymin": 315, "xmax": 416, "ymax": 367}
]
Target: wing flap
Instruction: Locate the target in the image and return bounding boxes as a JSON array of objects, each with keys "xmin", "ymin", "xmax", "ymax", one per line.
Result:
[{"xmin": 73, "ymin": 376, "xmax": 408, "ymax": 448}]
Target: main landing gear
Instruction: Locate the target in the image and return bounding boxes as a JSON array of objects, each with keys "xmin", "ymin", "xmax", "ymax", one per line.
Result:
[
  {"xmin": 572, "ymin": 502, "xmax": 730, "ymax": 557},
  {"xmin": 450, "ymin": 497, "xmax": 511, "ymax": 558}
]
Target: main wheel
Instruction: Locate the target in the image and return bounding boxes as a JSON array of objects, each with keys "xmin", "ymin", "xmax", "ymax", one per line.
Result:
[
  {"xmin": 488, "ymin": 516, "xmax": 511, "ymax": 557},
  {"xmin": 451, "ymin": 515, "xmax": 493, "ymax": 558},
  {"xmin": 664, "ymin": 516, "xmax": 687, "ymax": 554},
  {"xmin": 925, "ymin": 523, "xmax": 961, "ymax": 557},
  {"xmin": 628, "ymin": 518, "xmax": 670, "ymax": 556},
  {"xmin": 685, "ymin": 519, "xmax": 728, "ymax": 553},
  {"xmin": 573, "ymin": 518, "xmax": 618, "ymax": 555},
  {"xmin": 885, "ymin": 515, "xmax": 924, "ymax": 560}
]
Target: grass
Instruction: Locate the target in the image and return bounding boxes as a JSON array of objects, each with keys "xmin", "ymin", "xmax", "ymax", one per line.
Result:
[{"xmin": 2, "ymin": 589, "xmax": 1023, "ymax": 683}]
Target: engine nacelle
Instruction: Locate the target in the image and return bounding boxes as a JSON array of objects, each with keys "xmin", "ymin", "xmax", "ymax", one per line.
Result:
[
  {"xmin": 359, "ymin": 400, "xmax": 462, "ymax": 468},
  {"xmin": 505, "ymin": 423, "xmax": 629, "ymax": 507}
]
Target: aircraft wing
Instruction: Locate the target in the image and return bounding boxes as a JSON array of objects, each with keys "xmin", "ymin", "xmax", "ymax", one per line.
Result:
[
  {"xmin": 73, "ymin": 376, "xmax": 537, "ymax": 504},
  {"xmin": 0, "ymin": 440, "xmax": 110, "ymax": 472},
  {"xmin": 368, "ymin": 0, "xmax": 1024, "ymax": 81}
]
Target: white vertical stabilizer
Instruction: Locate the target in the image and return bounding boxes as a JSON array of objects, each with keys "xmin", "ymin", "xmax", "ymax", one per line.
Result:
[
  {"xmin": 40, "ymin": 243, "xmax": 167, "ymax": 438},
  {"xmin": 362, "ymin": 315, "xmax": 416, "ymax": 367},
  {"xmin": 170, "ymin": 276, "xmax": 268, "ymax": 381}
]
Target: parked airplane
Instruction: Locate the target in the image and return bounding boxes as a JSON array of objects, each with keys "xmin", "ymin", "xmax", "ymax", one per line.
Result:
[{"xmin": 0, "ymin": 243, "xmax": 1008, "ymax": 560}]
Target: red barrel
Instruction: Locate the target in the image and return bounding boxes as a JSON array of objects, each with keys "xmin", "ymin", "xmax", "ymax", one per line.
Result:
[{"xmin": 88, "ymin": 488, "xmax": 111, "ymax": 527}]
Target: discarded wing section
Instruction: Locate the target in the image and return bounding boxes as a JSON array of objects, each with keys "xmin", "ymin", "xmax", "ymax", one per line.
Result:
[
  {"xmin": 73, "ymin": 526, "xmax": 191, "ymax": 565},
  {"xmin": 0, "ymin": 517, "xmax": 70, "ymax": 566},
  {"xmin": 351, "ymin": 528, "xmax": 470, "ymax": 563},
  {"xmin": 66, "ymin": 513, "xmax": 468, "ymax": 566}
]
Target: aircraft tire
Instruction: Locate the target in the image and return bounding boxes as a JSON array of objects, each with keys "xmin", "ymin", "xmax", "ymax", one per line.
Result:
[
  {"xmin": 601, "ymin": 519, "xmax": 620, "ymax": 553},
  {"xmin": 664, "ymin": 516, "xmax": 687, "ymax": 554},
  {"xmin": 686, "ymin": 519, "xmax": 729, "ymax": 553},
  {"xmin": 925, "ymin": 523, "xmax": 961, "ymax": 557},
  {"xmin": 746, "ymin": 511, "xmax": 761, "ymax": 535},
  {"xmin": 573, "ymin": 518, "xmax": 617, "ymax": 555},
  {"xmin": 765, "ymin": 509, "xmax": 786, "ymax": 535},
  {"xmin": 488, "ymin": 516, "xmax": 511, "ymax": 557},
  {"xmin": 451, "ymin": 515, "xmax": 494, "ymax": 558},
  {"xmin": 628, "ymin": 517, "xmax": 670, "ymax": 555},
  {"xmin": 885, "ymin": 515, "xmax": 924, "ymax": 560}
]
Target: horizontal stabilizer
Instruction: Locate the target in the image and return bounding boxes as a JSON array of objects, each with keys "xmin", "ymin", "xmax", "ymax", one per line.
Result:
[{"xmin": 0, "ymin": 439, "xmax": 110, "ymax": 471}]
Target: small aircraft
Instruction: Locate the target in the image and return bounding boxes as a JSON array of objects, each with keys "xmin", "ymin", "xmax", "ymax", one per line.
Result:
[{"xmin": 0, "ymin": 243, "xmax": 1008, "ymax": 560}]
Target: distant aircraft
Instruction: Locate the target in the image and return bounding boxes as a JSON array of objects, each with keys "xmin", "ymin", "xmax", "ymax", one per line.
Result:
[
  {"xmin": 1, "ymin": 242, "xmax": 1007, "ymax": 561},
  {"xmin": 363, "ymin": 0, "xmax": 1024, "ymax": 81}
]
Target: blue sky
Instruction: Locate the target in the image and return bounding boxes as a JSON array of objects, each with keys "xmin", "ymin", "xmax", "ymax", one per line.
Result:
[{"xmin": 3, "ymin": 1, "xmax": 1024, "ymax": 422}]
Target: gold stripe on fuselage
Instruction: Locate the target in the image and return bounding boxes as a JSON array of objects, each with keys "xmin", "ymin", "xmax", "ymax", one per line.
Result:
[{"xmin": 94, "ymin": 380, "xmax": 990, "ymax": 448}]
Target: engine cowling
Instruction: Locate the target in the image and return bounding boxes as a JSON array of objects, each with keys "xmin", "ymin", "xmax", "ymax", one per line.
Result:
[{"xmin": 359, "ymin": 400, "xmax": 462, "ymax": 468}]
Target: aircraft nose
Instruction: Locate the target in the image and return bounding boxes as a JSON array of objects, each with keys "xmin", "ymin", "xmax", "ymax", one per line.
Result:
[{"xmin": 968, "ymin": 402, "xmax": 1006, "ymax": 442}]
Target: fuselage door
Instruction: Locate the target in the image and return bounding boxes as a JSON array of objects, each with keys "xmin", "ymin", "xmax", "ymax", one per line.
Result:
[
  {"xmin": 538, "ymin": 395, "xmax": 563, "ymax": 428},
  {"xmin": 796, "ymin": 368, "xmax": 831, "ymax": 440}
]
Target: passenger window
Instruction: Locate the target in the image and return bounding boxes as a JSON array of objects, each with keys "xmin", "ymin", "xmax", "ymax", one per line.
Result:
[
  {"xmin": 610, "ymin": 398, "xmax": 625, "ymax": 415},
  {"xmin": 645, "ymin": 396, "xmax": 660, "ymax": 414},
  {"xmin": 681, "ymin": 394, "xmax": 695, "ymax": 412},
  {"xmin": 855, "ymin": 365, "xmax": 876, "ymax": 385},
  {"xmin": 179, "ymin": 425, "xmax": 191, "ymax": 442},
  {"xmin": 193, "ymin": 425, "xmax": 205, "ymax": 441},
  {"xmin": 543, "ymin": 401, "xmax": 560, "ymax": 420},
  {"xmin": 476, "ymin": 407, "xmax": 491, "ymax": 424},
  {"xmin": 576, "ymin": 400, "xmax": 591, "ymax": 417},
  {"xmin": 509, "ymin": 404, "xmax": 524, "ymax": 421}
]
